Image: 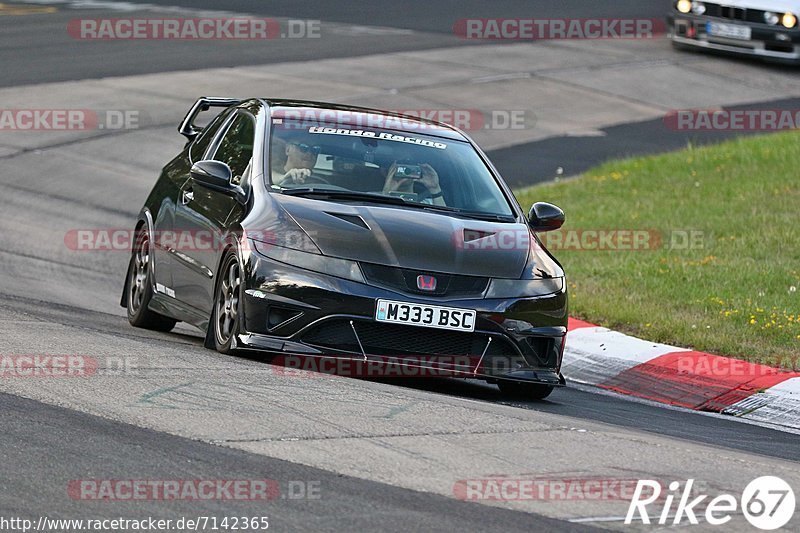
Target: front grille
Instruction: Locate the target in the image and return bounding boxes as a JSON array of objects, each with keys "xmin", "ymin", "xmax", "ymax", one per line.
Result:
[
  {"xmin": 703, "ymin": 3, "xmax": 766, "ymax": 24},
  {"xmin": 359, "ymin": 262, "xmax": 489, "ymax": 297},
  {"xmin": 300, "ymin": 319, "xmax": 519, "ymax": 358}
]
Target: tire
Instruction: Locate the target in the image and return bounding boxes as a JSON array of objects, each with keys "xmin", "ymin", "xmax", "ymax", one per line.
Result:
[
  {"xmin": 126, "ymin": 228, "xmax": 177, "ymax": 332},
  {"xmin": 498, "ymin": 380, "xmax": 555, "ymax": 400},
  {"xmin": 212, "ymin": 252, "xmax": 242, "ymax": 355}
]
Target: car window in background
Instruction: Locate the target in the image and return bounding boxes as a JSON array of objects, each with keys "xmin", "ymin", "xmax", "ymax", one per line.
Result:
[
  {"xmin": 211, "ymin": 112, "xmax": 256, "ymax": 181},
  {"xmin": 268, "ymin": 118, "xmax": 514, "ymax": 217}
]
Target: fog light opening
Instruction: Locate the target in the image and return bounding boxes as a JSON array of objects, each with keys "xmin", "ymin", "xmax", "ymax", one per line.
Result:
[
  {"xmin": 765, "ymin": 11, "xmax": 780, "ymax": 25},
  {"xmin": 267, "ymin": 306, "xmax": 302, "ymax": 330}
]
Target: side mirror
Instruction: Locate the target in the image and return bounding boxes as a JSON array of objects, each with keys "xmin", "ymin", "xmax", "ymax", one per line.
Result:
[
  {"xmin": 528, "ymin": 202, "xmax": 565, "ymax": 232},
  {"xmin": 190, "ymin": 160, "xmax": 233, "ymax": 189}
]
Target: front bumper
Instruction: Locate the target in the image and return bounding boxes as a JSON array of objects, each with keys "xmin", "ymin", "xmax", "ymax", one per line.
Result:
[
  {"xmin": 668, "ymin": 13, "xmax": 800, "ymax": 63},
  {"xmin": 237, "ymin": 251, "xmax": 568, "ymax": 386}
]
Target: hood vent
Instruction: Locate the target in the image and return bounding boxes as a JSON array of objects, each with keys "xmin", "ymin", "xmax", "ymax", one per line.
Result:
[
  {"xmin": 325, "ymin": 212, "xmax": 370, "ymax": 230},
  {"xmin": 463, "ymin": 229, "xmax": 496, "ymax": 242}
]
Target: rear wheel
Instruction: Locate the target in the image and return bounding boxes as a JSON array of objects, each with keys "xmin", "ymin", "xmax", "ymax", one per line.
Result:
[
  {"xmin": 498, "ymin": 380, "xmax": 555, "ymax": 400},
  {"xmin": 213, "ymin": 253, "xmax": 242, "ymax": 354},
  {"xmin": 127, "ymin": 229, "xmax": 176, "ymax": 332}
]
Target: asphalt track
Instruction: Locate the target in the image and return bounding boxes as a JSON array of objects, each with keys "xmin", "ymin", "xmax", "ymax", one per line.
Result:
[
  {"xmin": 0, "ymin": 391, "xmax": 589, "ymax": 532},
  {"xmin": 1, "ymin": 1, "xmax": 799, "ymax": 531},
  {"xmin": 491, "ymin": 95, "xmax": 800, "ymax": 186},
  {"xmin": 1, "ymin": 0, "xmax": 666, "ymax": 86}
]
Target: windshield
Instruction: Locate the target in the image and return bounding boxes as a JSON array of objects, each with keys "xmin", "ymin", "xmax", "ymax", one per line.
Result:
[{"xmin": 268, "ymin": 116, "xmax": 515, "ymax": 218}]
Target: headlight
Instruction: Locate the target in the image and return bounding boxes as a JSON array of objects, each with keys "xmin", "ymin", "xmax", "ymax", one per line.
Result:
[
  {"xmin": 677, "ymin": 0, "xmax": 692, "ymax": 14},
  {"xmin": 764, "ymin": 11, "xmax": 780, "ymax": 25},
  {"xmin": 252, "ymin": 240, "xmax": 366, "ymax": 283},
  {"xmin": 692, "ymin": 2, "xmax": 706, "ymax": 15},
  {"xmin": 485, "ymin": 277, "xmax": 564, "ymax": 299},
  {"xmin": 782, "ymin": 12, "xmax": 797, "ymax": 28}
]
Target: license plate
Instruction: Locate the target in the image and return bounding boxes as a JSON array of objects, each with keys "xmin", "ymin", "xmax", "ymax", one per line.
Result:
[
  {"xmin": 375, "ymin": 299, "xmax": 476, "ymax": 332},
  {"xmin": 706, "ymin": 22, "xmax": 751, "ymax": 40}
]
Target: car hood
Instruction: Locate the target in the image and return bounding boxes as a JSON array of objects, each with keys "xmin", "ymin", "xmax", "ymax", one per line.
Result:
[{"xmin": 270, "ymin": 195, "xmax": 562, "ymax": 279}]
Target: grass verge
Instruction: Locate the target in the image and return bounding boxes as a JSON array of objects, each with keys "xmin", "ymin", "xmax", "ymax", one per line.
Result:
[{"xmin": 514, "ymin": 131, "xmax": 800, "ymax": 365}]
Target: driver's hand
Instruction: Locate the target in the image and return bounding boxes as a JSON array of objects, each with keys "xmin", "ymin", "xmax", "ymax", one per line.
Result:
[
  {"xmin": 383, "ymin": 162, "xmax": 411, "ymax": 193},
  {"xmin": 280, "ymin": 168, "xmax": 311, "ymax": 185},
  {"xmin": 420, "ymin": 164, "xmax": 440, "ymax": 192}
]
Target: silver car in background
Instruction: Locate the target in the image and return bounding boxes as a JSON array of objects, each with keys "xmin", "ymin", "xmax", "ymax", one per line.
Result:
[{"xmin": 668, "ymin": 0, "xmax": 800, "ymax": 63}]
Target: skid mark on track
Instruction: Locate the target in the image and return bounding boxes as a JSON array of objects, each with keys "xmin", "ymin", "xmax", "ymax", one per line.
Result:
[
  {"xmin": 381, "ymin": 401, "xmax": 419, "ymax": 419},
  {"xmin": 214, "ymin": 426, "xmax": 568, "ymax": 444},
  {"xmin": 136, "ymin": 381, "xmax": 197, "ymax": 409}
]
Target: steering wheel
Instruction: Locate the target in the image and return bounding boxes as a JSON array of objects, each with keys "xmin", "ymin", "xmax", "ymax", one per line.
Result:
[{"xmin": 413, "ymin": 180, "xmax": 438, "ymax": 200}]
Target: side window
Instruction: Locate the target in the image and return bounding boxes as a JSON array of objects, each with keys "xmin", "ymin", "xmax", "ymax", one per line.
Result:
[
  {"xmin": 210, "ymin": 112, "xmax": 255, "ymax": 182},
  {"xmin": 189, "ymin": 108, "xmax": 233, "ymax": 163}
]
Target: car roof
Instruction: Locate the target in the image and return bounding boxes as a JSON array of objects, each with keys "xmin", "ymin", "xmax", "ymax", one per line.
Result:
[{"xmin": 261, "ymin": 99, "xmax": 470, "ymax": 142}]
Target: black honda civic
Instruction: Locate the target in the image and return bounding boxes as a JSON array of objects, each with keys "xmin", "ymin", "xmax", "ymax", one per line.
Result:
[{"xmin": 122, "ymin": 97, "xmax": 568, "ymax": 399}]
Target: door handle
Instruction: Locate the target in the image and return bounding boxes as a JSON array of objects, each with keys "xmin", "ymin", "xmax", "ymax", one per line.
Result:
[{"xmin": 181, "ymin": 188, "xmax": 194, "ymax": 205}]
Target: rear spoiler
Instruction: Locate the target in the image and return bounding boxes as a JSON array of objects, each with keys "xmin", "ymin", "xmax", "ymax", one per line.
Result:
[{"xmin": 178, "ymin": 97, "xmax": 242, "ymax": 140}]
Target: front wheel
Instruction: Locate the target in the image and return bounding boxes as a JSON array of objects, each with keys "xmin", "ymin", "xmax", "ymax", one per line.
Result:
[
  {"xmin": 498, "ymin": 380, "xmax": 555, "ymax": 400},
  {"xmin": 126, "ymin": 229, "xmax": 177, "ymax": 332},
  {"xmin": 212, "ymin": 253, "xmax": 242, "ymax": 354}
]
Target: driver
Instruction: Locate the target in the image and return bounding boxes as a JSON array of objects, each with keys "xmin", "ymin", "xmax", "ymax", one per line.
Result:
[
  {"xmin": 382, "ymin": 162, "xmax": 446, "ymax": 206},
  {"xmin": 273, "ymin": 138, "xmax": 321, "ymax": 186}
]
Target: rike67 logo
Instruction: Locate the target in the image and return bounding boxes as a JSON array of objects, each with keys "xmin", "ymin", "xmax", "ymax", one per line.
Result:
[{"xmin": 626, "ymin": 477, "xmax": 795, "ymax": 530}]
